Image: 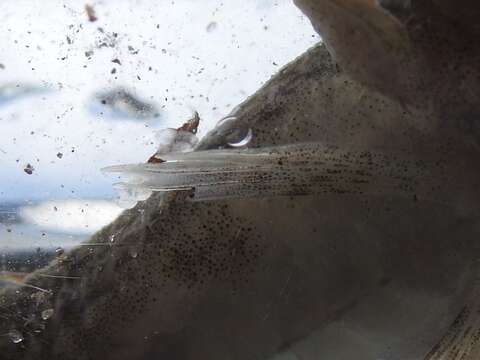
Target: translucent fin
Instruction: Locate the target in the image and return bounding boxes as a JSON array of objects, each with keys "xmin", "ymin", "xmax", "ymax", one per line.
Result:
[{"xmin": 103, "ymin": 142, "xmax": 452, "ymax": 203}]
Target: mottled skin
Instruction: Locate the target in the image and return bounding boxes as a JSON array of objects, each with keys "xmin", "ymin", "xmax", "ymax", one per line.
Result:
[
  {"xmin": 294, "ymin": 0, "xmax": 480, "ymax": 122},
  {"xmin": 0, "ymin": 1, "xmax": 480, "ymax": 359}
]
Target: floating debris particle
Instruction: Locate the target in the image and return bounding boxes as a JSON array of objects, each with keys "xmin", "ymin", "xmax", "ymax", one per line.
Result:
[
  {"xmin": 0, "ymin": 64, "xmax": 4, "ymax": 70},
  {"xmin": 111, "ymin": 68, "xmax": 117, "ymax": 74},
  {"xmin": 177, "ymin": 111, "xmax": 200, "ymax": 134},
  {"xmin": 128, "ymin": 45, "xmax": 139, "ymax": 55},
  {"xmin": 24, "ymin": 163, "xmax": 34, "ymax": 175},
  {"xmin": 96, "ymin": 29, "xmax": 119, "ymax": 49},
  {"xmin": 111, "ymin": 58, "xmax": 121, "ymax": 65},
  {"xmin": 56, "ymin": 152, "xmax": 63, "ymax": 159},
  {"xmin": 85, "ymin": 4, "xmax": 97, "ymax": 22},
  {"xmin": 92, "ymin": 87, "xmax": 160, "ymax": 119},
  {"xmin": 206, "ymin": 21, "xmax": 218, "ymax": 32}
]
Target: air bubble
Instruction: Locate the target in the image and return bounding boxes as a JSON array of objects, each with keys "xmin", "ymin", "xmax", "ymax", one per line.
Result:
[
  {"xmin": 129, "ymin": 248, "xmax": 138, "ymax": 258},
  {"xmin": 33, "ymin": 323, "xmax": 45, "ymax": 333},
  {"xmin": 216, "ymin": 116, "xmax": 237, "ymax": 128},
  {"xmin": 227, "ymin": 128, "xmax": 253, "ymax": 148},
  {"xmin": 8, "ymin": 329, "xmax": 23, "ymax": 344},
  {"xmin": 41, "ymin": 308, "xmax": 54, "ymax": 320},
  {"xmin": 215, "ymin": 116, "xmax": 253, "ymax": 147}
]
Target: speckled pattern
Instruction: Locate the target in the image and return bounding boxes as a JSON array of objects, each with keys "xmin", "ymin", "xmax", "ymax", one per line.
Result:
[{"xmin": 1, "ymin": 1, "xmax": 480, "ymax": 359}]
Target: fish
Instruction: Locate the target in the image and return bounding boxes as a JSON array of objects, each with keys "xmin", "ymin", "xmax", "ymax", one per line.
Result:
[{"xmin": 1, "ymin": 1, "xmax": 480, "ymax": 359}]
